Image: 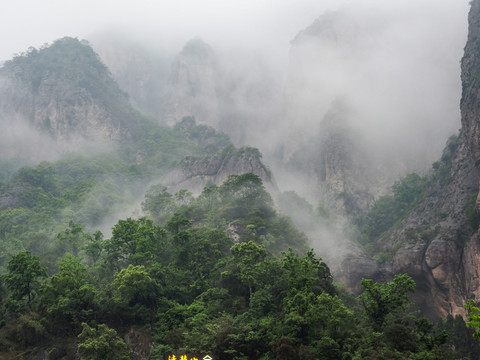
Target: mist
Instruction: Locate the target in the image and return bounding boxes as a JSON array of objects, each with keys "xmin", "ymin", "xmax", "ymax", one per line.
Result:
[{"xmin": 0, "ymin": 0, "xmax": 472, "ymax": 274}]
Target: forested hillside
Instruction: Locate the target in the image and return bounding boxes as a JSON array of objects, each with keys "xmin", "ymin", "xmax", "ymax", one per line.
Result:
[
  {"xmin": 1, "ymin": 176, "xmax": 479, "ymax": 359},
  {"xmin": 1, "ymin": 2, "xmax": 480, "ymax": 358}
]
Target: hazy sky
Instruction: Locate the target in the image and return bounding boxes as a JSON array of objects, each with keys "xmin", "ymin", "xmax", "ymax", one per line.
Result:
[{"xmin": 0, "ymin": 0, "xmax": 351, "ymax": 62}]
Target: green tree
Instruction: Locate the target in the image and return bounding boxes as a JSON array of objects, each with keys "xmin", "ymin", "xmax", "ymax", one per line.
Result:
[
  {"xmin": 230, "ymin": 241, "xmax": 267, "ymax": 301},
  {"xmin": 104, "ymin": 217, "xmax": 167, "ymax": 271},
  {"xmin": 40, "ymin": 254, "xmax": 96, "ymax": 333},
  {"xmin": 55, "ymin": 220, "xmax": 85, "ymax": 257},
  {"xmin": 83, "ymin": 230, "xmax": 104, "ymax": 264},
  {"xmin": 4, "ymin": 251, "xmax": 47, "ymax": 310},
  {"xmin": 359, "ymin": 274, "xmax": 415, "ymax": 330},
  {"xmin": 77, "ymin": 322, "xmax": 130, "ymax": 360},
  {"xmin": 392, "ymin": 173, "xmax": 425, "ymax": 205},
  {"xmin": 110, "ymin": 264, "xmax": 159, "ymax": 321},
  {"xmin": 281, "ymin": 249, "xmax": 335, "ymax": 297},
  {"xmin": 465, "ymin": 299, "xmax": 480, "ymax": 339},
  {"xmin": 142, "ymin": 184, "xmax": 175, "ymax": 224}
]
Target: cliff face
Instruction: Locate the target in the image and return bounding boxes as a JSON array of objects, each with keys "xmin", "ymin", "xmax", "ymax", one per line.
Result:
[
  {"xmin": 362, "ymin": 0, "xmax": 480, "ymax": 318},
  {"xmin": 286, "ymin": 99, "xmax": 376, "ymax": 219},
  {"xmin": 163, "ymin": 147, "xmax": 273, "ymax": 195},
  {"xmin": 461, "ymin": 0, "xmax": 480, "ymax": 204},
  {"xmin": 376, "ymin": 135, "xmax": 478, "ymax": 318},
  {"xmin": 0, "ymin": 37, "xmax": 139, "ymax": 160},
  {"xmin": 161, "ymin": 38, "xmax": 222, "ymax": 128},
  {"xmin": 278, "ymin": 3, "xmax": 464, "ymax": 219},
  {"xmin": 90, "ymin": 35, "xmax": 169, "ymax": 119}
]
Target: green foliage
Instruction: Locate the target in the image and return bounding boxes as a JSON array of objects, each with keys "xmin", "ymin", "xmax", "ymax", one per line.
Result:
[
  {"xmin": 4, "ymin": 251, "xmax": 47, "ymax": 310},
  {"xmin": 104, "ymin": 217, "xmax": 168, "ymax": 272},
  {"xmin": 465, "ymin": 299, "xmax": 480, "ymax": 338},
  {"xmin": 77, "ymin": 322, "xmax": 130, "ymax": 360},
  {"xmin": 438, "ymin": 313, "xmax": 480, "ymax": 358},
  {"xmin": 357, "ymin": 173, "xmax": 427, "ymax": 243},
  {"xmin": 173, "ymin": 116, "xmax": 230, "ymax": 150},
  {"xmin": 143, "ymin": 173, "xmax": 307, "ymax": 256},
  {"xmin": 0, "ymin": 114, "xmax": 234, "ymax": 272},
  {"xmin": 359, "ymin": 274, "xmax": 416, "ymax": 330},
  {"xmin": 281, "ymin": 249, "xmax": 335, "ymax": 297},
  {"xmin": 40, "ymin": 254, "xmax": 96, "ymax": 333},
  {"xmin": 110, "ymin": 264, "xmax": 159, "ymax": 321},
  {"xmin": 0, "ymin": 233, "xmax": 471, "ymax": 360},
  {"xmin": 465, "ymin": 193, "xmax": 480, "ymax": 231},
  {"xmin": 230, "ymin": 241, "xmax": 267, "ymax": 300},
  {"xmin": 355, "ymin": 133, "xmax": 461, "ymax": 251}
]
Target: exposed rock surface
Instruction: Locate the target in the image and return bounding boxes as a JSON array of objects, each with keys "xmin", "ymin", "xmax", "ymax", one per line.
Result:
[
  {"xmin": 91, "ymin": 34, "xmax": 170, "ymax": 119},
  {"xmin": 0, "ymin": 37, "xmax": 145, "ymax": 161},
  {"xmin": 0, "ymin": 38, "xmax": 132, "ymax": 139},
  {"xmin": 161, "ymin": 38, "xmax": 222, "ymax": 128},
  {"xmin": 163, "ymin": 147, "xmax": 273, "ymax": 195},
  {"xmin": 278, "ymin": 3, "xmax": 464, "ymax": 216},
  {"xmin": 378, "ymin": 135, "xmax": 478, "ymax": 318},
  {"xmin": 462, "ymin": 0, "xmax": 480, "ymax": 207},
  {"xmin": 375, "ymin": 0, "xmax": 480, "ymax": 318}
]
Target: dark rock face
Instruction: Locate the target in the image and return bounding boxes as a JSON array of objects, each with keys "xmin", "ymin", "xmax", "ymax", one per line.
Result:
[
  {"xmin": 379, "ymin": 136, "xmax": 478, "ymax": 318},
  {"xmin": 163, "ymin": 149, "xmax": 273, "ymax": 195},
  {"xmin": 333, "ymin": 0, "xmax": 480, "ymax": 315},
  {"xmin": 461, "ymin": 0, "xmax": 480, "ymax": 204}
]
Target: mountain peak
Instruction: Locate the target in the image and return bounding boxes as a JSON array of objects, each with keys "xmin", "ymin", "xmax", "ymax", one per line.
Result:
[
  {"xmin": 180, "ymin": 37, "xmax": 215, "ymax": 60},
  {"xmin": 0, "ymin": 37, "xmax": 138, "ymax": 159}
]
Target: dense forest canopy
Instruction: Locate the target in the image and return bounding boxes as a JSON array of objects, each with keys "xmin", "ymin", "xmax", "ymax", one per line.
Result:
[{"xmin": 0, "ymin": 1, "xmax": 479, "ymax": 357}]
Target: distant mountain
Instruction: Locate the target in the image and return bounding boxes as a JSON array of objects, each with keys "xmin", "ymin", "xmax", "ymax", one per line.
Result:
[
  {"xmin": 0, "ymin": 38, "xmax": 274, "ymax": 247},
  {"xmin": 0, "ymin": 38, "xmax": 140, "ymax": 140},
  {"xmin": 161, "ymin": 38, "xmax": 222, "ymax": 128},
  {"xmin": 90, "ymin": 33, "xmax": 170, "ymax": 119}
]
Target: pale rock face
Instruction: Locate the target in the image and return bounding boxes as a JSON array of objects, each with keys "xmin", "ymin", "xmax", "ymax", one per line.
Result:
[
  {"xmin": 310, "ymin": 5, "xmax": 480, "ymax": 317},
  {"xmin": 162, "ymin": 151, "xmax": 273, "ymax": 195},
  {"xmin": 91, "ymin": 36, "xmax": 168, "ymax": 118},
  {"xmin": 0, "ymin": 38, "xmax": 133, "ymax": 160},
  {"xmin": 162, "ymin": 38, "xmax": 222, "ymax": 128}
]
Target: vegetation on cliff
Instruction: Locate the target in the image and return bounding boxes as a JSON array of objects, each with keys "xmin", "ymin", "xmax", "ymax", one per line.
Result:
[{"xmin": 0, "ymin": 172, "xmax": 479, "ymax": 359}]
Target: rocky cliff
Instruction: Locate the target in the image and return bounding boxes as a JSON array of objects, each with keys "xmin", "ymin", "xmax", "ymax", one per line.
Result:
[
  {"xmin": 277, "ymin": 3, "xmax": 464, "ymax": 219},
  {"xmin": 461, "ymin": 0, "xmax": 480, "ymax": 206},
  {"xmin": 356, "ymin": 0, "xmax": 480, "ymax": 318},
  {"xmin": 374, "ymin": 134, "xmax": 478, "ymax": 318},
  {"xmin": 161, "ymin": 38, "xmax": 222, "ymax": 128},
  {"xmin": 163, "ymin": 146, "xmax": 273, "ymax": 195},
  {"xmin": 0, "ymin": 37, "xmax": 143, "ymax": 160},
  {"xmin": 90, "ymin": 34, "xmax": 169, "ymax": 119}
]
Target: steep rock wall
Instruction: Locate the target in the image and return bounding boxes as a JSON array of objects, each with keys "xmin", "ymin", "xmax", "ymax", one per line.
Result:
[
  {"xmin": 379, "ymin": 136, "xmax": 478, "ymax": 318},
  {"xmin": 0, "ymin": 38, "xmax": 136, "ymax": 153},
  {"xmin": 462, "ymin": 0, "xmax": 480, "ymax": 207},
  {"xmin": 162, "ymin": 148, "xmax": 273, "ymax": 195}
]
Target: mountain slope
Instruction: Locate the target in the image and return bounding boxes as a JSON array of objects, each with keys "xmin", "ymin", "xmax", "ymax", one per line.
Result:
[
  {"xmin": 352, "ymin": 0, "xmax": 480, "ymax": 318},
  {"xmin": 0, "ymin": 37, "xmax": 137, "ymax": 142}
]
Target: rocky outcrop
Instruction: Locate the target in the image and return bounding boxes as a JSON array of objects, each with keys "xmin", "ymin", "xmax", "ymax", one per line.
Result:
[
  {"xmin": 90, "ymin": 34, "xmax": 169, "ymax": 119},
  {"xmin": 163, "ymin": 147, "xmax": 273, "ymax": 195},
  {"xmin": 377, "ymin": 135, "xmax": 478, "ymax": 318},
  {"xmin": 279, "ymin": 2, "xmax": 464, "ymax": 214},
  {"xmin": 315, "ymin": 100, "xmax": 375, "ymax": 217},
  {"xmin": 161, "ymin": 38, "xmax": 222, "ymax": 128},
  {"xmin": 0, "ymin": 37, "xmax": 140, "ymax": 160},
  {"xmin": 461, "ymin": 0, "xmax": 480, "ymax": 208}
]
